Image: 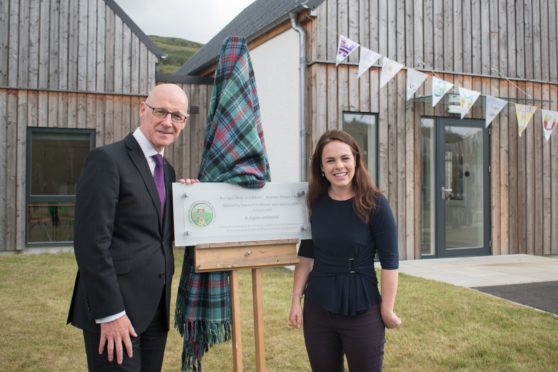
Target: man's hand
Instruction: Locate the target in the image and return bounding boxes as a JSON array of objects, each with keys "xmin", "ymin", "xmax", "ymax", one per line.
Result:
[{"xmin": 98, "ymin": 315, "xmax": 137, "ymax": 364}]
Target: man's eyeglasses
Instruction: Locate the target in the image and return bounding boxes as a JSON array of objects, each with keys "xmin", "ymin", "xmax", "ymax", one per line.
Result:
[{"xmin": 145, "ymin": 103, "xmax": 189, "ymax": 124}]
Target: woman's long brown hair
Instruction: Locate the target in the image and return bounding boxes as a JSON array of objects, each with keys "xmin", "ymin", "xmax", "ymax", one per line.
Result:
[{"xmin": 307, "ymin": 129, "xmax": 380, "ymax": 224}]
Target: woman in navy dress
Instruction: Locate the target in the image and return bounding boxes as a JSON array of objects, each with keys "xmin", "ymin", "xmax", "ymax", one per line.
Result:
[{"xmin": 289, "ymin": 129, "xmax": 401, "ymax": 372}]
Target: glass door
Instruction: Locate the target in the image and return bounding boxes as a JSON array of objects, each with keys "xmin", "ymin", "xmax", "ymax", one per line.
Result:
[
  {"xmin": 438, "ymin": 119, "xmax": 490, "ymax": 256},
  {"xmin": 420, "ymin": 118, "xmax": 490, "ymax": 257}
]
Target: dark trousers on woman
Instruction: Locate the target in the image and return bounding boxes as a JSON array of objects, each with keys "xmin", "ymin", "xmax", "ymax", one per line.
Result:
[{"xmin": 303, "ymin": 299, "xmax": 385, "ymax": 372}]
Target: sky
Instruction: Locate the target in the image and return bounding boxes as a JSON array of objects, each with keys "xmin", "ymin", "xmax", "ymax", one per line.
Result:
[{"xmin": 114, "ymin": 0, "xmax": 256, "ymax": 44}]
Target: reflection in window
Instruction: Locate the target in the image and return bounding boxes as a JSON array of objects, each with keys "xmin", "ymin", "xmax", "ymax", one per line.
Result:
[
  {"xmin": 342, "ymin": 112, "xmax": 378, "ymax": 182},
  {"xmin": 27, "ymin": 128, "xmax": 95, "ymax": 245}
]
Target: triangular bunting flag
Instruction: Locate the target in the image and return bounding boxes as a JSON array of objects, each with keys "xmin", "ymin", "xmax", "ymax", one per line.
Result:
[
  {"xmin": 336, "ymin": 35, "xmax": 359, "ymax": 66},
  {"xmin": 432, "ymin": 77, "xmax": 453, "ymax": 107},
  {"xmin": 485, "ymin": 96, "xmax": 508, "ymax": 127},
  {"xmin": 379, "ymin": 57, "xmax": 404, "ymax": 88},
  {"xmin": 406, "ymin": 68, "xmax": 428, "ymax": 101},
  {"xmin": 541, "ymin": 109, "xmax": 558, "ymax": 142},
  {"xmin": 357, "ymin": 47, "xmax": 381, "ymax": 77},
  {"xmin": 459, "ymin": 87, "xmax": 481, "ymax": 119},
  {"xmin": 515, "ymin": 103, "xmax": 537, "ymax": 137}
]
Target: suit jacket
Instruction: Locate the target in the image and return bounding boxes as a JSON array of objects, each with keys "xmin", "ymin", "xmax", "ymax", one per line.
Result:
[{"xmin": 68, "ymin": 133, "xmax": 175, "ymax": 334}]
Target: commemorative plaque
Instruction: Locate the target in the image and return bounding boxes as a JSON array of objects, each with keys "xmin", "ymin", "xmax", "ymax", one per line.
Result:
[{"xmin": 172, "ymin": 182, "xmax": 310, "ymax": 247}]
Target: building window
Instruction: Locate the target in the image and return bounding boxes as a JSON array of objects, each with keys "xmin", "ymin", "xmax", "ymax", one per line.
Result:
[
  {"xmin": 26, "ymin": 128, "xmax": 95, "ymax": 246},
  {"xmin": 343, "ymin": 112, "xmax": 378, "ymax": 182}
]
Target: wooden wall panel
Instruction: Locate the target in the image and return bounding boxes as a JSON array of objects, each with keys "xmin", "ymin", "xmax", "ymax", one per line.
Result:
[
  {"xmin": 58, "ymin": 0, "xmax": 69, "ymax": 90},
  {"xmin": 28, "ymin": 0, "xmax": 39, "ymax": 89},
  {"xmin": 87, "ymin": 0, "xmax": 97, "ymax": 91},
  {"xmin": 306, "ymin": 42, "xmax": 558, "ymax": 260},
  {"xmin": 310, "ymin": 0, "xmax": 558, "ymax": 83},
  {"xmin": 0, "ymin": 0, "xmax": 158, "ymax": 94},
  {"xmin": 489, "ymin": 79, "xmax": 501, "ymax": 255},
  {"xmin": 549, "ymin": 0, "xmax": 558, "ymax": 81},
  {"xmin": 0, "ymin": 90, "xmax": 7, "ymax": 249},
  {"xmin": 5, "ymin": 91, "xmax": 17, "ymax": 249},
  {"xmin": 551, "ymin": 85, "xmax": 558, "ymax": 255},
  {"xmin": 0, "ymin": 0, "xmax": 8, "ymax": 85},
  {"xmin": 49, "ymin": 0, "xmax": 60, "ymax": 89}
]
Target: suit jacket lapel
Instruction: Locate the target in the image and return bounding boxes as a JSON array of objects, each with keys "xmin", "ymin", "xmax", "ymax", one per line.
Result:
[{"xmin": 125, "ymin": 134, "xmax": 163, "ymax": 226}]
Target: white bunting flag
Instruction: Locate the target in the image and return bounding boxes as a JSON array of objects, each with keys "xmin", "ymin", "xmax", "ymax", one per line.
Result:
[
  {"xmin": 432, "ymin": 77, "xmax": 453, "ymax": 107},
  {"xmin": 336, "ymin": 35, "xmax": 359, "ymax": 66},
  {"xmin": 485, "ymin": 96, "xmax": 508, "ymax": 127},
  {"xmin": 406, "ymin": 68, "xmax": 428, "ymax": 101},
  {"xmin": 541, "ymin": 109, "xmax": 558, "ymax": 142},
  {"xmin": 459, "ymin": 87, "xmax": 481, "ymax": 119},
  {"xmin": 357, "ymin": 47, "xmax": 381, "ymax": 77},
  {"xmin": 379, "ymin": 57, "xmax": 404, "ymax": 88},
  {"xmin": 515, "ymin": 103, "xmax": 538, "ymax": 137}
]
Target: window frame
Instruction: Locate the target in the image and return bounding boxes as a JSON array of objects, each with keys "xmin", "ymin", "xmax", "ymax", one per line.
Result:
[
  {"xmin": 342, "ymin": 111, "xmax": 379, "ymax": 185},
  {"xmin": 25, "ymin": 127, "xmax": 95, "ymax": 246}
]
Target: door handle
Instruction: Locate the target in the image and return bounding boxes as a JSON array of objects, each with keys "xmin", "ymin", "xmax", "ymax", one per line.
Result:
[{"xmin": 441, "ymin": 187, "xmax": 453, "ymax": 200}]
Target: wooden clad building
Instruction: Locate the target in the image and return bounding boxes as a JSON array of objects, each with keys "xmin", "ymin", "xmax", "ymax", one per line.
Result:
[
  {"xmin": 2, "ymin": 0, "xmax": 557, "ymax": 260},
  {"xmin": 178, "ymin": 0, "xmax": 558, "ymax": 260},
  {"xmin": 0, "ymin": 0, "xmax": 210, "ymax": 252}
]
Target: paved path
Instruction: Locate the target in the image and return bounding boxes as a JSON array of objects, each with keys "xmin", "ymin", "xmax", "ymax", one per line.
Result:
[
  {"xmin": 398, "ymin": 254, "xmax": 558, "ymax": 287},
  {"xmin": 398, "ymin": 254, "xmax": 558, "ymax": 315}
]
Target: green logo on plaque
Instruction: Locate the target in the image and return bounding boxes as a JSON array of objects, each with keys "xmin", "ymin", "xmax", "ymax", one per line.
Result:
[{"xmin": 189, "ymin": 201, "xmax": 214, "ymax": 227}]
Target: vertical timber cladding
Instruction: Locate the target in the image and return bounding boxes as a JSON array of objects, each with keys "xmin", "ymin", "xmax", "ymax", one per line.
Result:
[
  {"xmin": 0, "ymin": 90, "xmax": 145, "ymax": 251},
  {"xmin": 164, "ymin": 83, "xmax": 212, "ymax": 183},
  {"xmin": 0, "ymin": 0, "xmax": 166, "ymax": 251},
  {"xmin": 306, "ymin": 0, "xmax": 558, "ymax": 258}
]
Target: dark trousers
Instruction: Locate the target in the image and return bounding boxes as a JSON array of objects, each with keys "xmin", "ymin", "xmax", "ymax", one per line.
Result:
[
  {"xmin": 303, "ymin": 299, "xmax": 385, "ymax": 372},
  {"xmin": 83, "ymin": 296, "xmax": 168, "ymax": 372}
]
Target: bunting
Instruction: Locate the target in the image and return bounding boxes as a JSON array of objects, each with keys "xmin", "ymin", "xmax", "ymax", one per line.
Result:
[
  {"xmin": 336, "ymin": 35, "xmax": 359, "ymax": 66},
  {"xmin": 406, "ymin": 68, "xmax": 428, "ymax": 101},
  {"xmin": 358, "ymin": 47, "xmax": 381, "ymax": 78},
  {"xmin": 379, "ymin": 57, "xmax": 404, "ymax": 88},
  {"xmin": 541, "ymin": 109, "xmax": 558, "ymax": 142},
  {"xmin": 432, "ymin": 77, "xmax": 453, "ymax": 107},
  {"xmin": 515, "ymin": 104, "xmax": 538, "ymax": 137},
  {"xmin": 334, "ymin": 34, "xmax": 548, "ymax": 137},
  {"xmin": 459, "ymin": 87, "xmax": 481, "ymax": 119},
  {"xmin": 485, "ymin": 96, "xmax": 508, "ymax": 127}
]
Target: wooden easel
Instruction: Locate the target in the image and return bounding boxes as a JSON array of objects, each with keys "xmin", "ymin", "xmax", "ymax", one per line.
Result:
[{"xmin": 194, "ymin": 239, "xmax": 299, "ymax": 372}]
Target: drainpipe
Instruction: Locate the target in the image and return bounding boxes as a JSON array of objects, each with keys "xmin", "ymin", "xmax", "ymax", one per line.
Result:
[{"xmin": 289, "ymin": 11, "xmax": 308, "ymax": 181}]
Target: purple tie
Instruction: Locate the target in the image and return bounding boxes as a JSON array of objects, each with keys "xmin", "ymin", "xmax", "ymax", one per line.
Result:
[{"xmin": 152, "ymin": 154, "xmax": 165, "ymax": 215}]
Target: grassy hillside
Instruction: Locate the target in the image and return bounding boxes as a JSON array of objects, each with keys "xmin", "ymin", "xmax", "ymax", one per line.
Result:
[{"xmin": 150, "ymin": 35, "xmax": 203, "ymax": 74}]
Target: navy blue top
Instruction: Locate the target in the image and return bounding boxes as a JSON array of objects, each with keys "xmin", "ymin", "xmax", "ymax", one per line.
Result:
[{"xmin": 298, "ymin": 194, "xmax": 399, "ymax": 316}]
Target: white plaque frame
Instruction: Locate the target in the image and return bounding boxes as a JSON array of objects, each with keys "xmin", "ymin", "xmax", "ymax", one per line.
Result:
[{"xmin": 172, "ymin": 182, "xmax": 310, "ymax": 246}]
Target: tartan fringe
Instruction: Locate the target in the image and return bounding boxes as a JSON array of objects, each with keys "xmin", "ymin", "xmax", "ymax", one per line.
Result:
[
  {"xmin": 175, "ymin": 318, "xmax": 232, "ymax": 372},
  {"xmin": 174, "ymin": 275, "xmax": 232, "ymax": 372},
  {"xmin": 175, "ymin": 293, "xmax": 232, "ymax": 372}
]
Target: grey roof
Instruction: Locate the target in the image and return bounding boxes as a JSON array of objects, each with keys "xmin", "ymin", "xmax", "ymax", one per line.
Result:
[
  {"xmin": 177, "ymin": 0, "xmax": 325, "ymax": 76},
  {"xmin": 105, "ymin": 0, "xmax": 163, "ymax": 59}
]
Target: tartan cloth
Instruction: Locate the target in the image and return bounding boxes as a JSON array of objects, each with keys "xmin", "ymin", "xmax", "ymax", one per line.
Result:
[{"xmin": 175, "ymin": 36, "xmax": 271, "ymax": 372}]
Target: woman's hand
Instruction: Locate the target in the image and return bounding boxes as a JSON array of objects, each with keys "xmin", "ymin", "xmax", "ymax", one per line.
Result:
[
  {"xmin": 381, "ymin": 308, "xmax": 401, "ymax": 329},
  {"xmin": 178, "ymin": 178, "xmax": 199, "ymax": 184},
  {"xmin": 289, "ymin": 297, "xmax": 303, "ymax": 328}
]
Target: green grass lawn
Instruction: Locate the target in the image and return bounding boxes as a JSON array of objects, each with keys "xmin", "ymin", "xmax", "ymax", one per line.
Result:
[{"xmin": 0, "ymin": 249, "xmax": 557, "ymax": 371}]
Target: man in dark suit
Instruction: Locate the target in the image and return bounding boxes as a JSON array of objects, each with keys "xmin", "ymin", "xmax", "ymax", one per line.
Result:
[{"xmin": 68, "ymin": 83, "xmax": 193, "ymax": 371}]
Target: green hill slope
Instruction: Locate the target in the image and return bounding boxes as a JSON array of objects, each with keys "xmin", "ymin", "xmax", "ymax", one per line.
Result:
[{"xmin": 150, "ymin": 35, "xmax": 203, "ymax": 74}]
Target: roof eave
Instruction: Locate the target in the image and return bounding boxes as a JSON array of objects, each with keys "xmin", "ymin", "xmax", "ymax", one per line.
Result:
[
  {"xmin": 184, "ymin": 5, "xmax": 313, "ymax": 76},
  {"xmin": 104, "ymin": 0, "xmax": 164, "ymax": 59}
]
